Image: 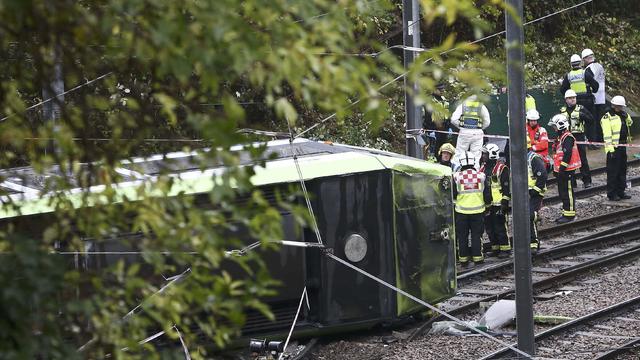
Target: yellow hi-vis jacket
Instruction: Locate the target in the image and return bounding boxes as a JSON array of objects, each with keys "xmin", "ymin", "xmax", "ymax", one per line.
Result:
[
  {"xmin": 601, "ymin": 112, "xmax": 633, "ymax": 153},
  {"xmin": 454, "ymin": 169, "xmax": 486, "ymax": 214},
  {"xmin": 568, "ymin": 69, "xmax": 587, "ymax": 94},
  {"xmin": 461, "ymin": 100, "xmax": 484, "ymax": 129}
]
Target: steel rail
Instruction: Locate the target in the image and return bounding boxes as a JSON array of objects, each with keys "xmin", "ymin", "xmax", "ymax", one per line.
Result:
[
  {"xmin": 545, "ymin": 158, "xmax": 640, "ymax": 186},
  {"xmin": 480, "ymin": 295, "xmax": 640, "ymax": 359},
  {"xmin": 592, "ymin": 337, "xmax": 640, "ymax": 359},
  {"xmin": 537, "ymin": 205, "xmax": 640, "ymax": 239},
  {"xmin": 544, "ymin": 175, "xmax": 640, "ymax": 206},
  {"xmin": 408, "ymin": 225, "xmax": 640, "ymax": 341}
]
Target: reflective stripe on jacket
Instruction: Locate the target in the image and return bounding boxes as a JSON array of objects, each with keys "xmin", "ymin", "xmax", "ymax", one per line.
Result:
[
  {"xmin": 454, "ymin": 169, "xmax": 486, "ymax": 214},
  {"xmin": 553, "ymin": 131, "xmax": 581, "ymax": 172},
  {"xmin": 601, "ymin": 112, "xmax": 633, "ymax": 153},
  {"xmin": 568, "ymin": 69, "xmax": 587, "ymax": 94},
  {"xmin": 561, "ymin": 105, "xmax": 585, "ymax": 134},
  {"xmin": 461, "ymin": 100, "xmax": 484, "ymax": 129},
  {"xmin": 490, "ymin": 162, "xmax": 507, "ymax": 206}
]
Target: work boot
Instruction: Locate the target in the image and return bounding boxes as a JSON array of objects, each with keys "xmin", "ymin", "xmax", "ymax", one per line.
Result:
[
  {"xmin": 497, "ymin": 251, "xmax": 511, "ymax": 259},
  {"xmin": 555, "ymin": 216, "xmax": 574, "ymax": 224},
  {"xmin": 608, "ymin": 195, "xmax": 621, "ymax": 201},
  {"xmin": 583, "ymin": 181, "xmax": 592, "ymax": 189},
  {"xmin": 619, "ymin": 193, "xmax": 632, "ymax": 200}
]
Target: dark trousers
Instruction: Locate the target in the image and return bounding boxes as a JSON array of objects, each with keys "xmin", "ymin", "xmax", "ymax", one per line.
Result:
[
  {"xmin": 578, "ymin": 96, "xmax": 596, "ymax": 140},
  {"xmin": 485, "ymin": 206, "xmax": 510, "ymax": 251},
  {"xmin": 593, "ymin": 104, "xmax": 608, "ymax": 142},
  {"xmin": 557, "ymin": 170, "xmax": 576, "ymax": 217},
  {"xmin": 607, "ymin": 147, "xmax": 628, "ymax": 198},
  {"xmin": 573, "ymin": 133, "xmax": 591, "ymax": 184},
  {"xmin": 455, "ymin": 212, "xmax": 484, "ymax": 262},
  {"xmin": 530, "ymin": 193, "xmax": 543, "ymax": 250}
]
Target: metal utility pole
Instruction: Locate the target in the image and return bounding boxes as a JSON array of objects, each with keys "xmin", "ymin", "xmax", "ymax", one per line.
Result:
[
  {"xmin": 402, "ymin": 0, "xmax": 422, "ymax": 159},
  {"xmin": 505, "ymin": 0, "xmax": 535, "ymax": 357},
  {"xmin": 42, "ymin": 47, "xmax": 64, "ymax": 154}
]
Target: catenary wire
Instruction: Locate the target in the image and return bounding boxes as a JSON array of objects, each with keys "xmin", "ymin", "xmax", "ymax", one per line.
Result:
[{"xmin": 294, "ymin": 0, "xmax": 594, "ymax": 139}]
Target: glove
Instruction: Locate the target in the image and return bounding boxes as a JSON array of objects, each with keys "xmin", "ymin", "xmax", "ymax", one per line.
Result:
[
  {"xmin": 559, "ymin": 165, "xmax": 567, "ymax": 173},
  {"xmin": 500, "ymin": 199, "xmax": 510, "ymax": 214},
  {"xmin": 529, "ymin": 189, "xmax": 538, "ymax": 198}
]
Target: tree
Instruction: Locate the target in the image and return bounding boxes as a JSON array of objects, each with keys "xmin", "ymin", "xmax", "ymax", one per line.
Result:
[{"xmin": 0, "ymin": 0, "xmax": 502, "ymax": 358}]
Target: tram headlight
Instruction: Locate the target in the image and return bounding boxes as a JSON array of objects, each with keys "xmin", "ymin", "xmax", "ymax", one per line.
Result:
[{"xmin": 344, "ymin": 233, "xmax": 367, "ymax": 263}]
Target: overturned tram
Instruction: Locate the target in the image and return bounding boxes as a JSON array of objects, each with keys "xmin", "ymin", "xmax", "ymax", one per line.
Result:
[{"xmin": 0, "ymin": 139, "xmax": 456, "ymax": 344}]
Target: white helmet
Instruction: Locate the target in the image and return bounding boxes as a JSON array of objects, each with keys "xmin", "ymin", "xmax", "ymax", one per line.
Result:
[
  {"xmin": 484, "ymin": 143, "xmax": 501, "ymax": 160},
  {"xmin": 526, "ymin": 109, "xmax": 540, "ymax": 121},
  {"xmin": 581, "ymin": 48, "xmax": 594, "ymax": 59},
  {"xmin": 570, "ymin": 54, "xmax": 582, "ymax": 64},
  {"xmin": 549, "ymin": 114, "xmax": 570, "ymax": 131},
  {"xmin": 611, "ymin": 95, "xmax": 627, "ymax": 107},
  {"xmin": 564, "ymin": 89, "xmax": 577, "ymax": 98},
  {"xmin": 459, "ymin": 151, "xmax": 477, "ymax": 168}
]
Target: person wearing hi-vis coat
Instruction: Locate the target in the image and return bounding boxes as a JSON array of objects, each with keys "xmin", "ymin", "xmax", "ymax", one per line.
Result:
[
  {"xmin": 601, "ymin": 95, "xmax": 633, "ymax": 201},
  {"xmin": 451, "ymin": 95, "xmax": 491, "ymax": 159}
]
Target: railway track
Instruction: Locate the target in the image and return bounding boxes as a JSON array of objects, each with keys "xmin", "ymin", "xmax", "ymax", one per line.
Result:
[
  {"xmin": 545, "ymin": 158, "xmax": 640, "ymax": 187},
  {"xmin": 481, "ymin": 295, "xmax": 640, "ymax": 359},
  {"xmin": 544, "ymin": 174, "xmax": 640, "ymax": 206},
  {"xmin": 409, "ymin": 208, "xmax": 640, "ymax": 341}
]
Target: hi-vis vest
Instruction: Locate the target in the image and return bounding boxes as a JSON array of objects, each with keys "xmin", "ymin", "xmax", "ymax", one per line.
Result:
[
  {"xmin": 568, "ymin": 69, "xmax": 587, "ymax": 94},
  {"xmin": 601, "ymin": 112, "xmax": 633, "ymax": 153},
  {"xmin": 528, "ymin": 151, "xmax": 546, "ymax": 194},
  {"xmin": 561, "ymin": 105, "xmax": 585, "ymax": 133},
  {"xmin": 461, "ymin": 100, "xmax": 483, "ymax": 129},
  {"xmin": 490, "ymin": 162, "xmax": 508, "ymax": 206},
  {"xmin": 454, "ymin": 169, "xmax": 486, "ymax": 214},
  {"xmin": 553, "ymin": 131, "xmax": 581, "ymax": 172},
  {"xmin": 525, "ymin": 94, "xmax": 536, "ymax": 112}
]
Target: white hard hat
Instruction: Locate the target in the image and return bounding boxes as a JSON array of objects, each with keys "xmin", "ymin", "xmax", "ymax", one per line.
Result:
[
  {"xmin": 611, "ymin": 95, "xmax": 627, "ymax": 107},
  {"xmin": 549, "ymin": 114, "xmax": 569, "ymax": 131},
  {"xmin": 570, "ymin": 54, "xmax": 582, "ymax": 64},
  {"xmin": 483, "ymin": 143, "xmax": 501, "ymax": 160},
  {"xmin": 564, "ymin": 89, "xmax": 577, "ymax": 98},
  {"xmin": 459, "ymin": 151, "xmax": 477, "ymax": 168},
  {"xmin": 526, "ymin": 109, "xmax": 540, "ymax": 121},
  {"xmin": 581, "ymin": 48, "xmax": 594, "ymax": 59}
]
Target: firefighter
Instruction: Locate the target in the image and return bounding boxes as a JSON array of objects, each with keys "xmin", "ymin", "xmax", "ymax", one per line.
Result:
[
  {"xmin": 451, "ymin": 95, "xmax": 491, "ymax": 159},
  {"xmin": 482, "ymin": 143, "xmax": 511, "ymax": 257},
  {"xmin": 423, "ymin": 83, "xmax": 451, "ymax": 159},
  {"xmin": 550, "ymin": 114, "xmax": 581, "ymax": 223},
  {"xmin": 437, "ymin": 143, "xmax": 456, "ymax": 168},
  {"xmin": 601, "ymin": 96, "xmax": 633, "ymax": 201},
  {"xmin": 527, "ymin": 136, "xmax": 548, "ymax": 253},
  {"xmin": 560, "ymin": 54, "xmax": 599, "ymax": 119},
  {"xmin": 453, "ymin": 151, "xmax": 487, "ymax": 267},
  {"xmin": 561, "ymin": 89, "xmax": 595, "ymax": 188},
  {"xmin": 526, "ymin": 109, "xmax": 550, "ymax": 170}
]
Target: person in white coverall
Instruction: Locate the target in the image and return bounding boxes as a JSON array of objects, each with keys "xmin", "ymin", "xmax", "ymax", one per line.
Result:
[{"xmin": 451, "ymin": 95, "xmax": 491, "ymax": 159}]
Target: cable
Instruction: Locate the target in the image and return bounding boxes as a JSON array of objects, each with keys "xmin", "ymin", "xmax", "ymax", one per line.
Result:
[
  {"xmin": 278, "ymin": 286, "xmax": 308, "ymax": 360},
  {"xmin": 324, "ymin": 251, "xmax": 534, "ymax": 359},
  {"xmin": 0, "ymin": 72, "xmax": 113, "ymax": 122},
  {"xmin": 294, "ymin": 0, "xmax": 594, "ymax": 139}
]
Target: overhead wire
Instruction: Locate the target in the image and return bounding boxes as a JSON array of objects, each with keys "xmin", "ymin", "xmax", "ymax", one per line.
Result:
[{"xmin": 294, "ymin": 0, "xmax": 594, "ymax": 139}]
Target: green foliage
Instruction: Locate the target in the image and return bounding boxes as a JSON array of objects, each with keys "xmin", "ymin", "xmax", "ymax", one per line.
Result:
[{"xmin": 0, "ymin": 0, "xmax": 503, "ymax": 358}]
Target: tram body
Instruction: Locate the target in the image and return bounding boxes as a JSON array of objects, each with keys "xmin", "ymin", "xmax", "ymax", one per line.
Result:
[{"xmin": 0, "ymin": 139, "xmax": 456, "ymax": 341}]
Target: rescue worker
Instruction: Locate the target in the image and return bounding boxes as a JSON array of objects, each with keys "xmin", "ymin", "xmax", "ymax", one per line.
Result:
[
  {"xmin": 560, "ymin": 54, "xmax": 599, "ymax": 120},
  {"xmin": 437, "ymin": 143, "xmax": 456, "ymax": 168},
  {"xmin": 582, "ymin": 48, "xmax": 606, "ymax": 142},
  {"xmin": 527, "ymin": 136, "xmax": 548, "ymax": 253},
  {"xmin": 451, "ymin": 95, "xmax": 491, "ymax": 159},
  {"xmin": 453, "ymin": 151, "xmax": 487, "ymax": 267},
  {"xmin": 601, "ymin": 96, "xmax": 633, "ymax": 201},
  {"xmin": 482, "ymin": 143, "xmax": 511, "ymax": 257},
  {"xmin": 561, "ymin": 89, "xmax": 595, "ymax": 188},
  {"xmin": 423, "ymin": 83, "xmax": 451, "ymax": 159},
  {"xmin": 550, "ymin": 114, "xmax": 581, "ymax": 224},
  {"xmin": 526, "ymin": 109, "xmax": 550, "ymax": 170}
]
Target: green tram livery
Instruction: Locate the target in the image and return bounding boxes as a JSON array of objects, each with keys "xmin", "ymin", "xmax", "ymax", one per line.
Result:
[{"xmin": 0, "ymin": 139, "xmax": 456, "ymax": 346}]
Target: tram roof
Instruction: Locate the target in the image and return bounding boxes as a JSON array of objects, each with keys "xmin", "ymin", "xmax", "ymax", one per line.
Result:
[{"xmin": 0, "ymin": 138, "xmax": 450, "ymax": 219}]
